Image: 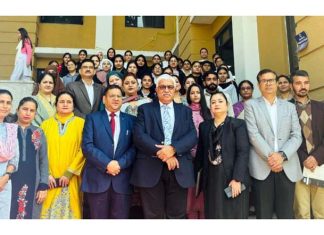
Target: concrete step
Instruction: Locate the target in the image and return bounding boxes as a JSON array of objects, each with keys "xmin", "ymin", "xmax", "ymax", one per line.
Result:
[{"xmin": 0, "ymin": 80, "xmax": 35, "ymax": 113}]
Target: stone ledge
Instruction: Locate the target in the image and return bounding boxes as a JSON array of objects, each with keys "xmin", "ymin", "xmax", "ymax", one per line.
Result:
[{"xmin": 0, "ymin": 80, "xmax": 35, "ymax": 112}]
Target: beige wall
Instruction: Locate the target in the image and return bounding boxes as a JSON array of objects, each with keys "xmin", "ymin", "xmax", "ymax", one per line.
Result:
[
  {"xmin": 295, "ymin": 16, "xmax": 324, "ymax": 101},
  {"xmin": 0, "ymin": 16, "xmax": 37, "ymax": 80},
  {"xmin": 113, "ymin": 16, "xmax": 176, "ymax": 52},
  {"xmin": 37, "ymin": 16, "xmax": 96, "ymax": 48},
  {"xmin": 257, "ymin": 17, "xmax": 289, "ymax": 76},
  {"xmin": 178, "ymin": 16, "xmax": 230, "ymax": 61}
]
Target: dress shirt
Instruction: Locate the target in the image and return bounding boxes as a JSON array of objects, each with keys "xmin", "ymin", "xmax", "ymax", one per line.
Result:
[
  {"xmin": 106, "ymin": 109, "xmax": 121, "ymax": 154},
  {"xmin": 159, "ymin": 101, "xmax": 175, "ymax": 145},
  {"xmin": 82, "ymin": 79, "xmax": 94, "ymax": 108},
  {"xmin": 263, "ymin": 96, "xmax": 278, "ymax": 151}
]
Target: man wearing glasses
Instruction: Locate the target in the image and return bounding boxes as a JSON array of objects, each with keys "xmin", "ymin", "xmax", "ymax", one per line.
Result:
[
  {"xmin": 245, "ymin": 69, "xmax": 302, "ymax": 219},
  {"xmin": 66, "ymin": 59, "xmax": 104, "ymax": 119},
  {"xmin": 130, "ymin": 73, "xmax": 197, "ymax": 219}
]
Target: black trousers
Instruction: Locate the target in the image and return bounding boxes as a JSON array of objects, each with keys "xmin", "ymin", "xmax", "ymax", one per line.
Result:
[
  {"xmin": 139, "ymin": 165, "xmax": 188, "ymax": 219},
  {"xmin": 252, "ymin": 171, "xmax": 295, "ymax": 219},
  {"xmin": 86, "ymin": 187, "xmax": 131, "ymax": 219}
]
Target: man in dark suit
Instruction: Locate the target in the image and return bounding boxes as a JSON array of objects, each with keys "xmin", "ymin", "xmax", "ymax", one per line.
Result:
[
  {"xmin": 130, "ymin": 73, "xmax": 197, "ymax": 219},
  {"xmin": 66, "ymin": 59, "xmax": 104, "ymax": 119},
  {"xmin": 290, "ymin": 70, "xmax": 324, "ymax": 219},
  {"xmin": 81, "ymin": 85, "xmax": 136, "ymax": 219}
]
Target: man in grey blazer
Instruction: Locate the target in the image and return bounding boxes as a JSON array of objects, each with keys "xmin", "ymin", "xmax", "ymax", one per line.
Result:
[
  {"xmin": 245, "ymin": 69, "xmax": 302, "ymax": 219},
  {"xmin": 66, "ymin": 59, "xmax": 104, "ymax": 119}
]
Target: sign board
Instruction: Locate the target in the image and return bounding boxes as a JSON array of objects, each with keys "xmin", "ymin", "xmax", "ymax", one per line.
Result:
[{"xmin": 295, "ymin": 31, "xmax": 309, "ymax": 52}]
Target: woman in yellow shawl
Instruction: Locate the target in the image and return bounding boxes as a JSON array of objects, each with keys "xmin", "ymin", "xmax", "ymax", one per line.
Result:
[{"xmin": 40, "ymin": 91, "xmax": 85, "ymax": 219}]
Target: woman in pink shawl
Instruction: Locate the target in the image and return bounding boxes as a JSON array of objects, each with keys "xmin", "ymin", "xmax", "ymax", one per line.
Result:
[{"xmin": 0, "ymin": 89, "xmax": 19, "ymax": 219}]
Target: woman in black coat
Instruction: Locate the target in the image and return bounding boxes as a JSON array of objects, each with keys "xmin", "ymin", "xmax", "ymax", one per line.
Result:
[{"xmin": 195, "ymin": 91, "xmax": 250, "ymax": 219}]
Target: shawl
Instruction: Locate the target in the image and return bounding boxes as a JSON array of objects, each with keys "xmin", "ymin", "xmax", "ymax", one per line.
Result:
[{"xmin": 0, "ymin": 123, "xmax": 18, "ymax": 162}]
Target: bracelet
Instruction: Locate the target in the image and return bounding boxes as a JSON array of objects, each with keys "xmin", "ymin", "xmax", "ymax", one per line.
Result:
[{"xmin": 2, "ymin": 172, "xmax": 12, "ymax": 180}]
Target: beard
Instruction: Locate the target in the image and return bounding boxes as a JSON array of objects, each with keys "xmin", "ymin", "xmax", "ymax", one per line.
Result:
[
  {"xmin": 206, "ymin": 83, "xmax": 218, "ymax": 93},
  {"xmin": 295, "ymin": 89, "xmax": 308, "ymax": 98}
]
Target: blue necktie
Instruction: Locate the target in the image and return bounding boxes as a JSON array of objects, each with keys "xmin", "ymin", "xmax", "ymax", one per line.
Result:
[{"xmin": 162, "ymin": 105, "xmax": 172, "ymax": 145}]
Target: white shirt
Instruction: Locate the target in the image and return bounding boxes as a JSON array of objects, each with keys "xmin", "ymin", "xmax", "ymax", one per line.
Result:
[
  {"xmin": 82, "ymin": 79, "xmax": 94, "ymax": 108},
  {"xmin": 106, "ymin": 109, "xmax": 121, "ymax": 154},
  {"xmin": 159, "ymin": 101, "xmax": 175, "ymax": 144},
  {"xmin": 263, "ymin": 96, "xmax": 278, "ymax": 151}
]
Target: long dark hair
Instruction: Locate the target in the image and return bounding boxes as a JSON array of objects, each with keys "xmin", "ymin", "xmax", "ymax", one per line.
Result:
[
  {"xmin": 17, "ymin": 97, "xmax": 38, "ymax": 110},
  {"xmin": 186, "ymin": 84, "xmax": 211, "ymax": 120},
  {"xmin": 18, "ymin": 27, "xmax": 33, "ymax": 49},
  {"xmin": 0, "ymin": 89, "xmax": 13, "ymax": 100}
]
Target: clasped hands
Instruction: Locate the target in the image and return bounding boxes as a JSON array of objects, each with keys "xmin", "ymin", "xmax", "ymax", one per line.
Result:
[
  {"xmin": 48, "ymin": 175, "xmax": 69, "ymax": 189},
  {"xmin": 268, "ymin": 152, "xmax": 284, "ymax": 173},
  {"xmin": 303, "ymin": 155, "xmax": 318, "ymax": 172},
  {"xmin": 156, "ymin": 144, "xmax": 179, "ymax": 171},
  {"xmin": 106, "ymin": 160, "xmax": 121, "ymax": 176}
]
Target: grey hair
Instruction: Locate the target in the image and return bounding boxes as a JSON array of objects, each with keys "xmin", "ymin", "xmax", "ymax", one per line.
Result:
[{"xmin": 156, "ymin": 73, "xmax": 176, "ymax": 88}]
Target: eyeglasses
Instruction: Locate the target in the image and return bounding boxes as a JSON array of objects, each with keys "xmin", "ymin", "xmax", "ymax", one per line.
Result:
[
  {"xmin": 107, "ymin": 95, "xmax": 122, "ymax": 99},
  {"xmin": 158, "ymin": 85, "xmax": 175, "ymax": 90},
  {"xmin": 81, "ymin": 66, "xmax": 94, "ymax": 69},
  {"xmin": 259, "ymin": 78, "xmax": 276, "ymax": 84}
]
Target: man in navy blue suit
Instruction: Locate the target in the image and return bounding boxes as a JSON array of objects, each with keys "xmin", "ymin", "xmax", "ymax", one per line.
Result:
[
  {"xmin": 130, "ymin": 74, "xmax": 197, "ymax": 219},
  {"xmin": 82, "ymin": 85, "xmax": 136, "ymax": 219}
]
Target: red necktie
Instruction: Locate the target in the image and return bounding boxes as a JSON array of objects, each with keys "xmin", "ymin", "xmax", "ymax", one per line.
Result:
[{"xmin": 110, "ymin": 112, "xmax": 115, "ymax": 136}]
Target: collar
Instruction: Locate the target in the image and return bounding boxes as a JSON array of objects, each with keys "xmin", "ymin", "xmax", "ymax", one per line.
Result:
[
  {"xmin": 294, "ymin": 96, "xmax": 311, "ymax": 107},
  {"xmin": 81, "ymin": 78, "xmax": 94, "ymax": 86},
  {"xmin": 159, "ymin": 101, "xmax": 174, "ymax": 109},
  {"xmin": 262, "ymin": 96, "xmax": 277, "ymax": 106},
  {"xmin": 105, "ymin": 109, "xmax": 121, "ymax": 117}
]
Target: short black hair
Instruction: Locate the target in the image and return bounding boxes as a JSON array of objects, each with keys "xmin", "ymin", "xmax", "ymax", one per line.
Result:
[
  {"xmin": 202, "ymin": 71, "xmax": 218, "ymax": 81},
  {"xmin": 103, "ymin": 84, "xmax": 123, "ymax": 96},
  {"xmin": 80, "ymin": 59, "xmax": 95, "ymax": 68},
  {"xmin": 256, "ymin": 69, "xmax": 277, "ymax": 83},
  {"xmin": 200, "ymin": 47, "xmax": 208, "ymax": 53},
  {"xmin": 290, "ymin": 70, "xmax": 309, "ymax": 83}
]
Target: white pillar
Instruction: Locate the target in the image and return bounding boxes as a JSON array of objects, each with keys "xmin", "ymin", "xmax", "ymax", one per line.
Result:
[
  {"xmin": 95, "ymin": 16, "xmax": 113, "ymax": 53},
  {"xmin": 232, "ymin": 16, "xmax": 261, "ymax": 97}
]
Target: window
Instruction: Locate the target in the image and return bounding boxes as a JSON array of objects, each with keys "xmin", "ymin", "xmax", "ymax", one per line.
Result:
[
  {"xmin": 40, "ymin": 16, "xmax": 83, "ymax": 25},
  {"xmin": 125, "ymin": 16, "xmax": 164, "ymax": 28}
]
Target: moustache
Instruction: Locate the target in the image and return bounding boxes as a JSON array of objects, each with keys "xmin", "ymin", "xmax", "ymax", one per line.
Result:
[{"xmin": 207, "ymin": 83, "xmax": 218, "ymax": 91}]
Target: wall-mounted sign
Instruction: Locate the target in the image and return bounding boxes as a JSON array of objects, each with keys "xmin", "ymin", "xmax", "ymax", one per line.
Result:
[{"xmin": 295, "ymin": 31, "xmax": 309, "ymax": 52}]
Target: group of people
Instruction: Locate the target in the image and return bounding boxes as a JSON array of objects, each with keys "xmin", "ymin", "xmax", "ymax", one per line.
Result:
[{"xmin": 1, "ymin": 27, "xmax": 323, "ymax": 220}]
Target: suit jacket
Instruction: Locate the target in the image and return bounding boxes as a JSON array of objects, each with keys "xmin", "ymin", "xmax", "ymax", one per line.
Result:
[
  {"xmin": 81, "ymin": 110, "xmax": 136, "ymax": 194},
  {"xmin": 244, "ymin": 97, "xmax": 303, "ymax": 182},
  {"xmin": 130, "ymin": 100, "xmax": 197, "ymax": 188},
  {"xmin": 290, "ymin": 99, "xmax": 324, "ymax": 167},
  {"xmin": 66, "ymin": 80, "xmax": 104, "ymax": 119},
  {"xmin": 195, "ymin": 117, "xmax": 250, "ymax": 191}
]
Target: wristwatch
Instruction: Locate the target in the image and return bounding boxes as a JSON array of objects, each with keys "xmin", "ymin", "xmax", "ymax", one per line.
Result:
[
  {"xmin": 279, "ymin": 151, "xmax": 288, "ymax": 161},
  {"xmin": 2, "ymin": 172, "xmax": 12, "ymax": 180}
]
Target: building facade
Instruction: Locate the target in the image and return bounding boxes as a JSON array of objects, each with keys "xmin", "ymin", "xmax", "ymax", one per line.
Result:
[{"xmin": 0, "ymin": 16, "xmax": 323, "ymax": 100}]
